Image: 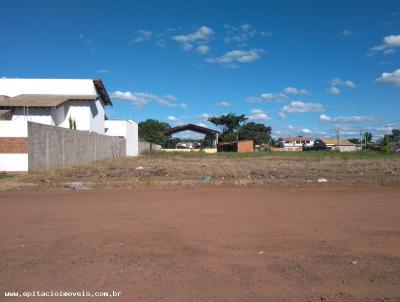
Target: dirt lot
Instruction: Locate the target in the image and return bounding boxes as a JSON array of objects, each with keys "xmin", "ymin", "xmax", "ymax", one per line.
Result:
[
  {"xmin": 2, "ymin": 153, "xmax": 400, "ymax": 190},
  {"xmin": 1, "ymin": 186, "xmax": 400, "ymax": 301}
]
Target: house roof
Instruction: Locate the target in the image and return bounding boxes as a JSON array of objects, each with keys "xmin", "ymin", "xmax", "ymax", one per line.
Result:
[
  {"xmin": 163, "ymin": 123, "xmax": 220, "ymax": 136},
  {"xmin": 93, "ymin": 79, "xmax": 112, "ymax": 106},
  {"xmin": 323, "ymin": 139, "xmax": 356, "ymax": 146},
  {"xmin": 283, "ymin": 137, "xmax": 313, "ymax": 141},
  {"xmin": 0, "ymin": 94, "xmax": 96, "ymax": 108},
  {"xmin": 0, "ymin": 78, "xmax": 112, "ymax": 106},
  {"xmin": 0, "ymin": 109, "xmax": 11, "ymax": 116}
]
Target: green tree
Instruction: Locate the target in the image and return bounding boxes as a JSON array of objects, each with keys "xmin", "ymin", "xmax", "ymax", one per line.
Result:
[
  {"xmin": 348, "ymin": 138, "xmax": 360, "ymax": 144},
  {"xmin": 208, "ymin": 113, "xmax": 248, "ymax": 142},
  {"xmin": 364, "ymin": 132, "xmax": 373, "ymax": 144},
  {"xmin": 392, "ymin": 129, "xmax": 400, "ymax": 141},
  {"xmin": 208, "ymin": 113, "xmax": 248, "ymax": 134},
  {"xmin": 238, "ymin": 122, "xmax": 271, "ymax": 145},
  {"xmin": 138, "ymin": 119, "xmax": 170, "ymax": 146}
]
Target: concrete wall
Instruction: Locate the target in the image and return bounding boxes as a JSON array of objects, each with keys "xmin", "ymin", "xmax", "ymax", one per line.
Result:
[
  {"xmin": 138, "ymin": 141, "xmax": 161, "ymax": 154},
  {"xmin": 105, "ymin": 120, "xmax": 138, "ymax": 156},
  {"xmin": 27, "ymin": 122, "xmax": 125, "ymax": 171}
]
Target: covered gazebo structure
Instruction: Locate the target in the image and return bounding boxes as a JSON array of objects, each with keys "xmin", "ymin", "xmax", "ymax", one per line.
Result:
[{"xmin": 163, "ymin": 123, "xmax": 220, "ymax": 148}]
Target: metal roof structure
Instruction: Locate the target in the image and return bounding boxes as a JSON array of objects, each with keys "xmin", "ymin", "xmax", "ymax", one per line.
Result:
[{"xmin": 163, "ymin": 123, "xmax": 220, "ymax": 137}]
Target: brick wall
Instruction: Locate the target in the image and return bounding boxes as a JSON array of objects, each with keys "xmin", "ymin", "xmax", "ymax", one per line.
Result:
[
  {"xmin": 0, "ymin": 137, "xmax": 28, "ymax": 153},
  {"xmin": 237, "ymin": 140, "xmax": 254, "ymax": 153}
]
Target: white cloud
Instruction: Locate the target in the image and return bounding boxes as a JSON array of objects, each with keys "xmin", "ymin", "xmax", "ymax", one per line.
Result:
[
  {"xmin": 326, "ymin": 78, "xmax": 356, "ymax": 95},
  {"xmin": 79, "ymin": 33, "xmax": 96, "ymax": 52},
  {"xmin": 281, "ymin": 101, "xmax": 324, "ymax": 113},
  {"xmin": 300, "ymin": 128, "xmax": 312, "ymax": 134},
  {"xmin": 97, "ymin": 68, "xmax": 110, "ymax": 73},
  {"xmin": 341, "ymin": 29, "xmax": 352, "ymax": 37},
  {"xmin": 248, "ymin": 109, "xmax": 270, "ymax": 122},
  {"xmin": 370, "ymin": 34, "xmax": 400, "ymax": 55},
  {"xmin": 165, "ymin": 115, "xmax": 186, "ymax": 126},
  {"xmin": 224, "ymin": 23, "xmax": 272, "ymax": 45},
  {"xmin": 205, "ymin": 49, "xmax": 263, "ymax": 68},
  {"xmin": 273, "ymin": 125, "xmax": 326, "ymax": 137},
  {"xmin": 196, "ymin": 113, "xmax": 211, "ymax": 121},
  {"xmin": 197, "ymin": 45, "xmax": 210, "ymax": 54},
  {"xmin": 216, "ymin": 101, "xmax": 231, "ymax": 107},
  {"xmin": 157, "ymin": 97, "xmax": 188, "ymax": 109},
  {"xmin": 111, "ymin": 91, "xmax": 187, "ymax": 108},
  {"xmin": 130, "ymin": 30, "xmax": 152, "ymax": 43},
  {"xmin": 246, "ymin": 92, "xmax": 288, "ymax": 103},
  {"xmin": 277, "ymin": 112, "xmax": 286, "ymax": 119},
  {"xmin": 331, "ymin": 78, "xmax": 356, "ymax": 88},
  {"xmin": 166, "ymin": 115, "xmax": 178, "ymax": 121},
  {"xmin": 197, "ymin": 122, "xmax": 209, "ymax": 128},
  {"xmin": 283, "ymin": 86, "xmax": 310, "ymax": 96},
  {"xmin": 326, "ymin": 86, "xmax": 341, "ymax": 95},
  {"xmin": 172, "ymin": 26, "xmax": 214, "ymax": 50},
  {"xmin": 79, "ymin": 33, "xmax": 92, "ymax": 44},
  {"xmin": 319, "ymin": 114, "xmax": 376, "ymax": 123},
  {"xmin": 376, "ymin": 69, "xmax": 400, "ymax": 87}
]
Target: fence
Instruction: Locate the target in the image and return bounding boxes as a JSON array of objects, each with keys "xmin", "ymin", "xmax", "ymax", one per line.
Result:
[
  {"xmin": 28, "ymin": 122, "xmax": 126, "ymax": 170},
  {"xmin": 138, "ymin": 141, "xmax": 162, "ymax": 154}
]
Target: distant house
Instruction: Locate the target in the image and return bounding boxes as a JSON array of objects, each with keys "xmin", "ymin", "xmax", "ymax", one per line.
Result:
[
  {"xmin": 282, "ymin": 136, "xmax": 314, "ymax": 147},
  {"xmin": 323, "ymin": 139, "xmax": 359, "ymax": 152},
  {"xmin": 277, "ymin": 136, "xmax": 314, "ymax": 151},
  {"xmin": 0, "ymin": 78, "xmax": 112, "ymax": 134}
]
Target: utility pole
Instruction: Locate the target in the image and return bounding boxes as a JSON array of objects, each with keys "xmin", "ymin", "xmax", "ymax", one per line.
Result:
[
  {"xmin": 336, "ymin": 126, "xmax": 340, "ymax": 151},
  {"xmin": 359, "ymin": 130, "xmax": 363, "ymax": 150}
]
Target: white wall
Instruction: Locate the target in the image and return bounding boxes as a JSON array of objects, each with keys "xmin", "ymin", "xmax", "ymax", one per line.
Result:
[
  {"xmin": 90, "ymin": 99, "xmax": 105, "ymax": 134},
  {"xmin": 105, "ymin": 120, "xmax": 138, "ymax": 156},
  {"xmin": 12, "ymin": 108, "xmax": 55, "ymax": 126},
  {"xmin": 10, "ymin": 100, "xmax": 105, "ymax": 134},
  {"xmin": 0, "ymin": 120, "xmax": 28, "ymax": 172},
  {"xmin": 0, "ymin": 154, "xmax": 28, "ymax": 172},
  {"xmin": 58, "ymin": 101, "xmax": 91, "ymax": 132},
  {"xmin": 0, "ymin": 79, "xmax": 97, "ymax": 97},
  {"xmin": 0, "ymin": 120, "xmax": 28, "ymax": 137}
]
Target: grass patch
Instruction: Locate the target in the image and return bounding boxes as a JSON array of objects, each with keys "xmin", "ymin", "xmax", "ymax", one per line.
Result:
[{"xmin": 0, "ymin": 172, "xmax": 12, "ymax": 180}]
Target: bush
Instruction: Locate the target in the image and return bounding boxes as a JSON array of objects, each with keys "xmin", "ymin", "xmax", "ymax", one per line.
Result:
[{"xmin": 381, "ymin": 146, "xmax": 392, "ymax": 154}]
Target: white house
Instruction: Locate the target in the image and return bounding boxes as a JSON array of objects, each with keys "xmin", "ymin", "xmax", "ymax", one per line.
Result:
[
  {"xmin": 323, "ymin": 139, "xmax": 360, "ymax": 152},
  {"xmin": 282, "ymin": 136, "xmax": 314, "ymax": 147},
  {"xmin": 0, "ymin": 78, "xmax": 112, "ymax": 134},
  {"xmin": 105, "ymin": 120, "xmax": 139, "ymax": 156}
]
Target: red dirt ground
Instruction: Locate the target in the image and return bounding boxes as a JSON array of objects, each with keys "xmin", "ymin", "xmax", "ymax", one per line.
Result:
[{"xmin": 1, "ymin": 187, "xmax": 400, "ymax": 301}]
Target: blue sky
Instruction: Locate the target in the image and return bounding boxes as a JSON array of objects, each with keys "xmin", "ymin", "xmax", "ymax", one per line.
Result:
[{"xmin": 1, "ymin": 0, "xmax": 399, "ymax": 139}]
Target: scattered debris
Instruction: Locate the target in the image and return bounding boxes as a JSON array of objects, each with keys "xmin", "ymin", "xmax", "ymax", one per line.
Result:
[
  {"xmin": 318, "ymin": 178, "xmax": 328, "ymax": 183},
  {"xmin": 351, "ymin": 260, "xmax": 358, "ymax": 265},
  {"xmin": 65, "ymin": 182, "xmax": 90, "ymax": 190},
  {"xmin": 135, "ymin": 166, "xmax": 144, "ymax": 171},
  {"xmin": 258, "ymin": 251, "xmax": 264, "ymax": 254},
  {"xmin": 202, "ymin": 175, "xmax": 212, "ymax": 183}
]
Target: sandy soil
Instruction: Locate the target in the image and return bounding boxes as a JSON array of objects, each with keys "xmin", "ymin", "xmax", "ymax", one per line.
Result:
[{"xmin": 1, "ymin": 186, "xmax": 400, "ymax": 301}]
